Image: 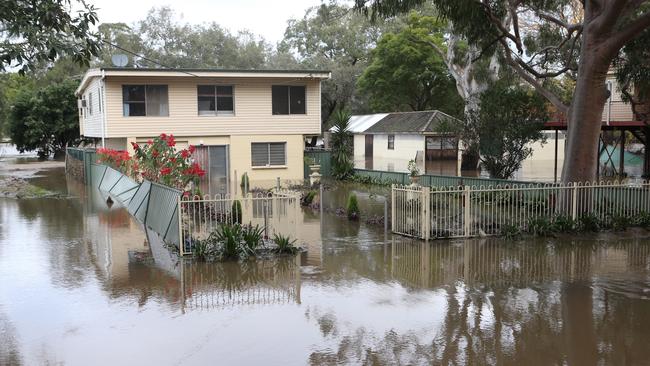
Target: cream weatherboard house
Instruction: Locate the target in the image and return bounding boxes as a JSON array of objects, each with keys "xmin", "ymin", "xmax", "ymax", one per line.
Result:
[{"xmin": 75, "ymin": 68, "xmax": 330, "ymax": 193}]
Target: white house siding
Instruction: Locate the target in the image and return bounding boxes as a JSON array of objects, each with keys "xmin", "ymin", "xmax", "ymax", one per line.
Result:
[
  {"xmin": 81, "ymin": 77, "xmax": 104, "ymax": 137},
  {"xmin": 353, "ymin": 133, "xmax": 424, "ymax": 172},
  {"xmin": 102, "ymin": 76, "xmax": 321, "ymax": 138}
]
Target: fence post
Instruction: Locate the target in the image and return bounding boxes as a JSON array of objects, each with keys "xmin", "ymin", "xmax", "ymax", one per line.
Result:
[
  {"xmin": 422, "ymin": 186, "xmax": 430, "ymax": 240},
  {"xmin": 572, "ymin": 183, "xmax": 578, "ymax": 220},
  {"xmin": 320, "ymin": 183, "xmax": 324, "ymax": 217},
  {"xmin": 384, "ymin": 199, "xmax": 388, "ymax": 235},
  {"xmin": 276, "ymin": 177, "xmax": 281, "ymax": 191},
  {"xmin": 178, "ymin": 196, "xmax": 184, "ymax": 256},
  {"xmin": 391, "ymin": 184, "xmax": 396, "ymax": 233},
  {"xmin": 464, "ymin": 186, "xmax": 471, "ymax": 237}
]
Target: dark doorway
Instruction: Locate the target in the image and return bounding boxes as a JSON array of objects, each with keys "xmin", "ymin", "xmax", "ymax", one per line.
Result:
[
  {"xmin": 194, "ymin": 145, "xmax": 229, "ymax": 195},
  {"xmin": 364, "ymin": 135, "xmax": 374, "ymax": 170}
]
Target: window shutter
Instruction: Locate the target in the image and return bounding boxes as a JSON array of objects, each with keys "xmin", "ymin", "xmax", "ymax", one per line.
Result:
[
  {"xmin": 269, "ymin": 143, "xmax": 286, "ymax": 165},
  {"xmin": 251, "ymin": 143, "xmax": 269, "ymax": 166}
]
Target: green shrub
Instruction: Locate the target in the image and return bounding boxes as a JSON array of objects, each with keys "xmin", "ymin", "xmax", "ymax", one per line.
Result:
[
  {"xmin": 577, "ymin": 214, "xmax": 600, "ymax": 232},
  {"xmin": 347, "ymin": 193, "xmax": 360, "ymax": 220},
  {"xmin": 214, "ymin": 223, "xmax": 244, "ymax": 259},
  {"xmin": 240, "ymin": 173, "xmax": 249, "ymax": 192},
  {"xmin": 192, "ymin": 236, "xmax": 216, "ymax": 261},
  {"xmin": 526, "ymin": 217, "xmax": 553, "ymax": 236},
  {"xmin": 610, "ymin": 214, "xmax": 631, "ymax": 231},
  {"xmin": 231, "ymin": 200, "xmax": 242, "ymax": 224},
  {"xmin": 301, "ymin": 190, "xmax": 317, "ymax": 206},
  {"xmin": 634, "ymin": 211, "xmax": 650, "ymax": 228},
  {"xmin": 500, "ymin": 224, "xmax": 521, "ymax": 239},
  {"xmin": 242, "ymin": 224, "xmax": 264, "ymax": 252},
  {"xmin": 552, "ymin": 215, "xmax": 575, "ymax": 232},
  {"xmin": 272, "ymin": 233, "xmax": 299, "ymax": 254}
]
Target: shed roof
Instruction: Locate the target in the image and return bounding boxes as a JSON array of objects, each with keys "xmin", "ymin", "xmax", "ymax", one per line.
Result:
[{"xmin": 332, "ymin": 110, "xmax": 461, "ymax": 135}]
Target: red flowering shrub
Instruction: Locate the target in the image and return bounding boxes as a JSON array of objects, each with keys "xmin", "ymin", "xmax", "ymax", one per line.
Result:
[
  {"xmin": 97, "ymin": 148, "xmax": 131, "ymax": 171},
  {"xmin": 131, "ymin": 134, "xmax": 205, "ymax": 194}
]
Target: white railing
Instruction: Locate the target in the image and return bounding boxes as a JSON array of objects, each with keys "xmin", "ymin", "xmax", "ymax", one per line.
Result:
[
  {"xmin": 178, "ymin": 189, "xmax": 301, "ymax": 255},
  {"xmin": 392, "ymin": 181, "xmax": 650, "ymax": 240}
]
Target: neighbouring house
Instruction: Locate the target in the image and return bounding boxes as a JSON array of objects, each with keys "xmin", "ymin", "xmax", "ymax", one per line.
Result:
[
  {"xmin": 75, "ymin": 67, "xmax": 330, "ymax": 193},
  {"xmin": 338, "ymin": 110, "xmax": 462, "ymax": 175}
]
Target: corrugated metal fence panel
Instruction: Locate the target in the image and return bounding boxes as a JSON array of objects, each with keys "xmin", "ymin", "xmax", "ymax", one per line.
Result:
[
  {"xmin": 99, "ymin": 167, "xmax": 122, "ymax": 192},
  {"xmin": 90, "ymin": 164, "xmax": 107, "ymax": 187},
  {"xmin": 66, "ymin": 148, "xmax": 84, "ymax": 161},
  {"xmin": 146, "ymin": 182, "xmax": 181, "ymax": 247},
  {"xmin": 110, "ymin": 175, "xmax": 140, "ymax": 205},
  {"xmin": 129, "ymin": 180, "xmax": 151, "ymax": 223}
]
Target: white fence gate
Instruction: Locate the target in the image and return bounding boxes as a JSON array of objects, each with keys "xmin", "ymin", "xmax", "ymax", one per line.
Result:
[
  {"xmin": 391, "ymin": 182, "xmax": 650, "ymax": 240},
  {"xmin": 178, "ymin": 190, "xmax": 301, "ymax": 255}
]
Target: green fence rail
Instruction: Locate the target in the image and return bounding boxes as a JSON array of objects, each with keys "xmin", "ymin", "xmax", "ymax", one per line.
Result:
[
  {"xmin": 353, "ymin": 168, "xmax": 544, "ymax": 188},
  {"xmin": 88, "ymin": 163, "xmax": 181, "ymax": 248},
  {"xmin": 304, "ymin": 150, "xmax": 332, "ymax": 178}
]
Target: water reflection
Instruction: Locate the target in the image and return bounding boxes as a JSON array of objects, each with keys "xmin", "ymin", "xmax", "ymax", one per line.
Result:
[{"xmin": 1, "ymin": 169, "xmax": 650, "ymax": 364}]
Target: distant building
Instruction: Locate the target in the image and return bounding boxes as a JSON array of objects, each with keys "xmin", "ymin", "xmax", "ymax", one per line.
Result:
[
  {"xmin": 334, "ymin": 110, "xmax": 462, "ymax": 174},
  {"xmin": 75, "ymin": 68, "xmax": 330, "ymax": 192}
]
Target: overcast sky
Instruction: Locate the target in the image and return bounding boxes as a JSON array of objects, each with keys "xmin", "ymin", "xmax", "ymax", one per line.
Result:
[{"xmin": 90, "ymin": 0, "xmax": 328, "ymax": 43}]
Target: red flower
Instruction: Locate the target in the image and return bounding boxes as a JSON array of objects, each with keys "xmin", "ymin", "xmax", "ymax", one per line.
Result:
[
  {"xmin": 160, "ymin": 167, "xmax": 172, "ymax": 176},
  {"xmin": 131, "ymin": 142, "xmax": 139, "ymax": 150},
  {"xmin": 169, "ymin": 157, "xmax": 177, "ymax": 163},
  {"xmin": 147, "ymin": 139, "xmax": 153, "ymax": 145},
  {"xmin": 180, "ymin": 149, "xmax": 190, "ymax": 158},
  {"xmin": 160, "ymin": 133, "xmax": 167, "ymax": 140},
  {"xmin": 152, "ymin": 150, "xmax": 159, "ymax": 158},
  {"xmin": 166, "ymin": 135, "xmax": 176, "ymax": 147},
  {"xmin": 188, "ymin": 145, "xmax": 196, "ymax": 154}
]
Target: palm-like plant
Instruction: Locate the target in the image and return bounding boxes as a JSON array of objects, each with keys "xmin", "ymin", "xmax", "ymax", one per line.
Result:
[{"xmin": 329, "ymin": 109, "xmax": 354, "ymax": 179}]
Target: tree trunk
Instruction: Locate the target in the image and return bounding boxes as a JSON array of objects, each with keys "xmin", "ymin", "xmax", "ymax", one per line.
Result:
[{"xmin": 562, "ymin": 35, "xmax": 611, "ymax": 183}]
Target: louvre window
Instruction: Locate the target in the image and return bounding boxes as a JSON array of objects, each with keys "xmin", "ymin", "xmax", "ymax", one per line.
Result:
[
  {"xmin": 387, "ymin": 135, "xmax": 395, "ymax": 150},
  {"xmin": 197, "ymin": 85, "xmax": 234, "ymax": 115},
  {"xmin": 251, "ymin": 142, "xmax": 286, "ymax": 167},
  {"xmin": 122, "ymin": 85, "xmax": 169, "ymax": 117},
  {"xmin": 272, "ymin": 85, "xmax": 305, "ymax": 115}
]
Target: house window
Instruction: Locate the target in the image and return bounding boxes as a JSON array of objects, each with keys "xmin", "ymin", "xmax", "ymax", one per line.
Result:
[
  {"xmin": 88, "ymin": 93, "xmax": 93, "ymax": 116},
  {"xmin": 122, "ymin": 85, "xmax": 169, "ymax": 117},
  {"xmin": 387, "ymin": 135, "xmax": 395, "ymax": 150},
  {"xmin": 251, "ymin": 142, "xmax": 286, "ymax": 167},
  {"xmin": 197, "ymin": 85, "xmax": 234, "ymax": 115},
  {"xmin": 272, "ymin": 85, "xmax": 305, "ymax": 115}
]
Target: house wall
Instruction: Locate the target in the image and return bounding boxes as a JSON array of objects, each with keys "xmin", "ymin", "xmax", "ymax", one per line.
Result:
[
  {"xmin": 353, "ymin": 133, "xmax": 425, "ymax": 172},
  {"xmin": 99, "ymin": 76, "xmax": 321, "ymax": 138},
  {"xmin": 80, "ymin": 76, "xmax": 104, "ymax": 137},
  {"xmin": 602, "ymin": 74, "xmax": 635, "ymax": 121}
]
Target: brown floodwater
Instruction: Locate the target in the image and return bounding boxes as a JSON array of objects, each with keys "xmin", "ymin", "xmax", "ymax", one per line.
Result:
[{"xmin": 1, "ymin": 168, "xmax": 650, "ymax": 365}]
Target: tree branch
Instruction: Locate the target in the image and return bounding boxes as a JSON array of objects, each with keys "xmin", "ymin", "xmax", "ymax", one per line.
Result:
[
  {"xmin": 501, "ymin": 39, "xmax": 569, "ymax": 114},
  {"xmin": 538, "ymin": 12, "xmax": 583, "ymax": 32},
  {"xmin": 607, "ymin": 10, "xmax": 650, "ymax": 52}
]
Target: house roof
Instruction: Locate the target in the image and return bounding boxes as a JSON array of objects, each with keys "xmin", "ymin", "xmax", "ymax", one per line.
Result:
[
  {"xmin": 75, "ymin": 67, "xmax": 331, "ymax": 95},
  {"xmin": 333, "ymin": 110, "xmax": 461, "ymax": 135}
]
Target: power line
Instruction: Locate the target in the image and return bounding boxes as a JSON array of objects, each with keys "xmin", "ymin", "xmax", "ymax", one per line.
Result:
[{"xmin": 99, "ymin": 38, "xmax": 199, "ymax": 77}]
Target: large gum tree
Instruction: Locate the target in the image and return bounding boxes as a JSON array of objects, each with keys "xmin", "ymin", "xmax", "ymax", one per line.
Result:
[{"xmin": 355, "ymin": 0, "xmax": 650, "ymax": 183}]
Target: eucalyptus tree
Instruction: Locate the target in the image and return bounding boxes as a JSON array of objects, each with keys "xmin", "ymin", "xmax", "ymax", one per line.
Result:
[
  {"xmin": 0, "ymin": 0, "xmax": 100, "ymax": 74},
  {"xmin": 355, "ymin": 0, "xmax": 650, "ymax": 183}
]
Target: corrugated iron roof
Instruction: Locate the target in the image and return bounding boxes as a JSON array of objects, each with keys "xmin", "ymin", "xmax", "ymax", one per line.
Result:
[{"xmin": 330, "ymin": 110, "xmax": 461, "ymax": 134}]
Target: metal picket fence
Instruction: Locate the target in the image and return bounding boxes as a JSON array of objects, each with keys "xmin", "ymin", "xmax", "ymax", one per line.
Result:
[
  {"xmin": 178, "ymin": 189, "xmax": 301, "ymax": 255},
  {"xmin": 392, "ymin": 181, "xmax": 650, "ymax": 240}
]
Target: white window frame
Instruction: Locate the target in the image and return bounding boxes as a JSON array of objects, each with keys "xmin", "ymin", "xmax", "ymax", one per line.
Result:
[{"xmin": 251, "ymin": 142, "xmax": 287, "ymax": 167}]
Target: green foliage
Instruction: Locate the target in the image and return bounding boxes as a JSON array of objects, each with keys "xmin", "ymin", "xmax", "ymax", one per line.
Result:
[
  {"xmin": 242, "ymin": 224, "xmax": 264, "ymax": 252},
  {"xmin": 7, "ymin": 79, "xmax": 80, "ymax": 158},
  {"xmin": 357, "ymin": 14, "xmax": 463, "ymax": 115},
  {"xmin": 577, "ymin": 214, "xmax": 600, "ymax": 232},
  {"xmin": 526, "ymin": 217, "xmax": 553, "ymax": 237},
  {"xmin": 330, "ymin": 109, "xmax": 355, "ymax": 179},
  {"xmin": 347, "ymin": 194, "xmax": 361, "ymax": 221},
  {"xmin": 552, "ymin": 215, "xmax": 575, "ymax": 232},
  {"xmin": 301, "ymin": 190, "xmax": 317, "ymax": 206},
  {"xmin": 0, "ymin": 0, "xmax": 100, "ymax": 74},
  {"xmin": 240, "ymin": 173, "xmax": 250, "ymax": 192},
  {"xmin": 634, "ymin": 211, "xmax": 650, "ymax": 229},
  {"xmin": 615, "ymin": 29, "xmax": 650, "ymax": 124},
  {"xmin": 214, "ymin": 223, "xmax": 245, "ymax": 259},
  {"xmin": 231, "ymin": 200, "xmax": 243, "ymax": 224},
  {"xmin": 272, "ymin": 233, "xmax": 299, "ymax": 255},
  {"xmin": 500, "ymin": 224, "xmax": 522, "ymax": 239},
  {"xmin": 476, "ymin": 80, "xmax": 548, "ymax": 179},
  {"xmin": 609, "ymin": 214, "xmax": 632, "ymax": 232}
]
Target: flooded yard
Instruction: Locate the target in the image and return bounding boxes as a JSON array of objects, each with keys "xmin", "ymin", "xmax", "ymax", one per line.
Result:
[{"xmin": 1, "ymin": 166, "xmax": 650, "ymax": 365}]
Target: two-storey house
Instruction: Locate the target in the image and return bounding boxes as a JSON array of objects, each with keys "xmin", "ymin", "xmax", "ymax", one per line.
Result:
[{"xmin": 75, "ymin": 68, "xmax": 330, "ymax": 192}]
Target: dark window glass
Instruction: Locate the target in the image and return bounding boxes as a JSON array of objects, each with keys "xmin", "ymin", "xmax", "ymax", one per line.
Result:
[
  {"xmin": 272, "ymin": 86, "xmax": 289, "ymax": 115},
  {"xmin": 269, "ymin": 143, "xmax": 286, "ymax": 165},
  {"xmin": 122, "ymin": 85, "xmax": 168, "ymax": 117},
  {"xmin": 289, "ymin": 86, "xmax": 305, "ymax": 114},
  {"xmin": 198, "ymin": 85, "xmax": 234, "ymax": 114},
  {"xmin": 388, "ymin": 135, "xmax": 395, "ymax": 150}
]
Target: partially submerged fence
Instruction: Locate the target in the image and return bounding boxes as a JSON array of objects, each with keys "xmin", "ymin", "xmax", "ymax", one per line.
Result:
[
  {"xmin": 88, "ymin": 163, "xmax": 182, "ymax": 248},
  {"xmin": 66, "ymin": 147, "xmax": 97, "ymax": 182},
  {"xmin": 392, "ymin": 181, "xmax": 650, "ymax": 240},
  {"xmin": 355, "ymin": 168, "xmax": 540, "ymax": 188},
  {"xmin": 179, "ymin": 190, "xmax": 301, "ymax": 256}
]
